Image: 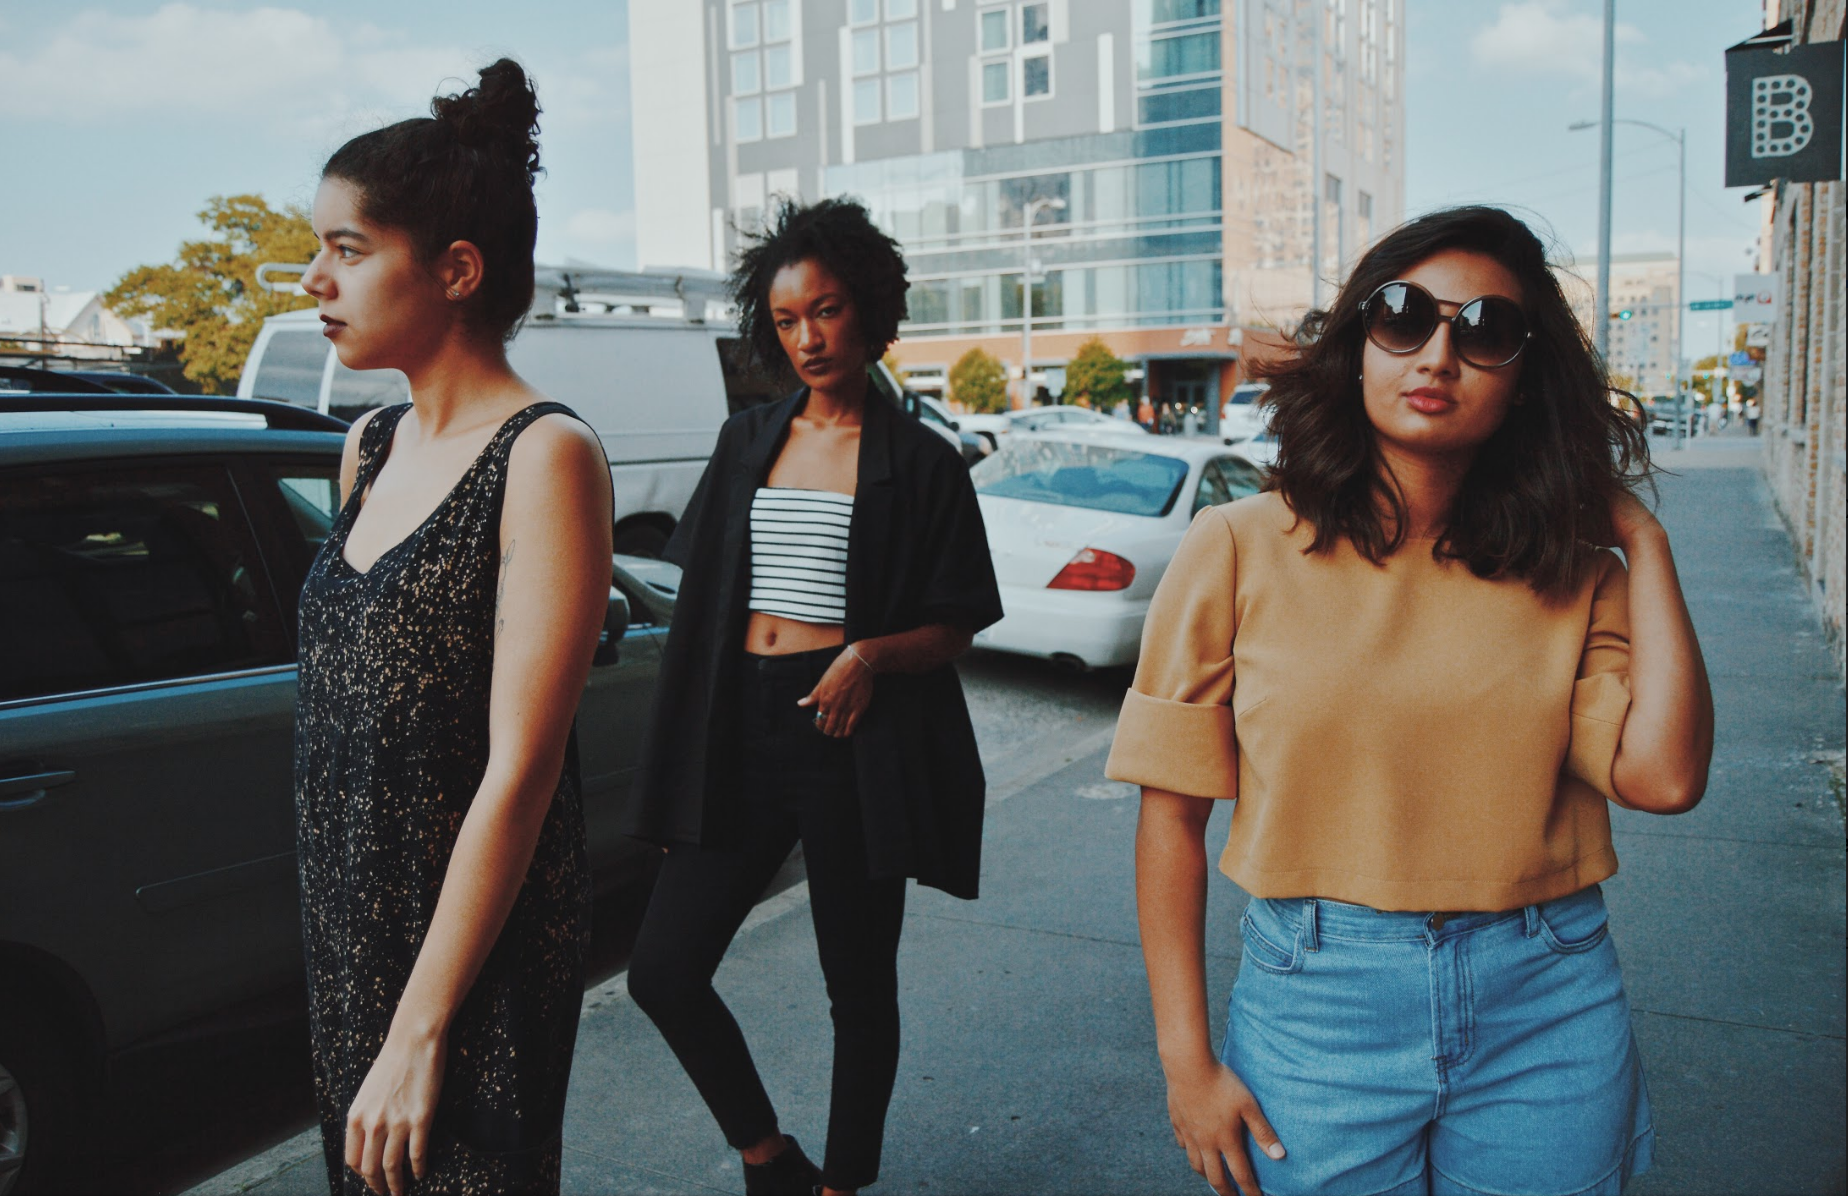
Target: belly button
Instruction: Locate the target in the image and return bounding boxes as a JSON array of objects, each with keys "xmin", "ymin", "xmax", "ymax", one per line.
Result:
[{"xmin": 766, "ymin": 629, "xmax": 778, "ymax": 645}]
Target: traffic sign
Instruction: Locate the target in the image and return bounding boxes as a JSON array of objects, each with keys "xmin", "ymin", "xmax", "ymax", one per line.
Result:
[{"xmin": 1689, "ymin": 299, "xmax": 1735, "ymax": 311}]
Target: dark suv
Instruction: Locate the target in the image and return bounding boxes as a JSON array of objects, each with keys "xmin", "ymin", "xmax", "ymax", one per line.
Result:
[{"xmin": 0, "ymin": 395, "xmax": 672, "ymax": 1191}]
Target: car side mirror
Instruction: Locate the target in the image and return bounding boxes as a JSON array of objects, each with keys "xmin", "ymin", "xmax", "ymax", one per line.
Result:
[{"xmin": 593, "ymin": 588, "xmax": 630, "ymax": 667}]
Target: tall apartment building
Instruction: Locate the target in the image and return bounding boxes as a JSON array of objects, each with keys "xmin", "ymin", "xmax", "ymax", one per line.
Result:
[
  {"xmin": 1555, "ymin": 252, "xmax": 1683, "ymax": 396},
  {"xmin": 629, "ymin": 0, "xmax": 1404, "ymax": 417}
]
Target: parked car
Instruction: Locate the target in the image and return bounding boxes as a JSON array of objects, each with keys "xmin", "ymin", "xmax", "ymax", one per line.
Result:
[
  {"xmin": 957, "ymin": 403, "xmax": 1147, "ymax": 453},
  {"xmin": 1219, "ymin": 381, "xmax": 1271, "ymax": 443},
  {"xmin": 968, "ymin": 430, "xmax": 1266, "ymax": 670},
  {"xmin": 240, "ymin": 268, "xmax": 925, "ymax": 556},
  {"xmin": 1642, "ymin": 395, "xmax": 1701, "ymax": 438},
  {"xmin": 0, "ymin": 393, "xmax": 672, "ymax": 1192},
  {"xmin": 1223, "ymin": 392, "xmax": 1280, "ymax": 468},
  {"xmin": 913, "ymin": 393, "xmax": 991, "ymax": 466}
]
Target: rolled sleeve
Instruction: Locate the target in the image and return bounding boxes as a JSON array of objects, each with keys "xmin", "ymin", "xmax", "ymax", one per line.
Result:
[
  {"xmin": 1105, "ymin": 508, "xmax": 1239, "ymax": 798},
  {"xmin": 1565, "ymin": 550, "xmax": 1633, "ymax": 804}
]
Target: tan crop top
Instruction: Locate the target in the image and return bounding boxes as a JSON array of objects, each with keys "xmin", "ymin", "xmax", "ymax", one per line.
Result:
[{"xmin": 1104, "ymin": 491, "xmax": 1633, "ymax": 912}]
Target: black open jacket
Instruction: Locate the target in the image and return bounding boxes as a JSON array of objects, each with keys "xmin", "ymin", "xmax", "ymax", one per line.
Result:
[{"xmin": 620, "ymin": 383, "xmax": 1004, "ymax": 899}]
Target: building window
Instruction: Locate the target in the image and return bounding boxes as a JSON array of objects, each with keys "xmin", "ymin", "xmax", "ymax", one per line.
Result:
[
  {"xmin": 735, "ymin": 96, "xmax": 764, "ymax": 141},
  {"xmin": 979, "ymin": 6, "xmax": 1009, "ymax": 52},
  {"xmin": 887, "ymin": 70, "xmax": 920, "ymax": 120},
  {"xmin": 886, "ymin": 0, "xmax": 918, "ymax": 17},
  {"xmin": 854, "ymin": 77, "xmax": 882, "ymax": 123},
  {"xmin": 1357, "ymin": 190, "xmax": 1374, "ymax": 246},
  {"xmin": 731, "ymin": 3, "xmax": 760, "ymax": 48},
  {"xmin": 982, "ymin": 59, "xmax": 1011, "ymax": 103},
  {"xmin": 732, "ymin": 50, "xmax": 762, "ymax": 94},
  {"xmin": 768, "ymin": 91, "xmax": 798, "ymax": 137},
  {"xmin": 1022, "ymin": 2, "xmax": 1050, "ymax": 44},
  {"xmin": 1139, "ymin": 31, "xmax": 1220, "ymax": 80},
  {"xmin": 849, "ymin": 0, "xmax": 878, "ymax": 24},
  {"xmin": 886, "ymin": 21, "xmax": 919, "ymax": 69},
  {"xmin": 1023, "ymin": 53, "xmax": 1052, "ymax": 98},
  {"xmin": 765, "ymin": 43, "xmax": 794, "ymax": 88},
  {"xmin": 853, "ymin": 27, "xmax": 881, "ymax": 74},
  {"xmin": 763, "ymin": 0, "xmax": 792, "ymax": 41}
]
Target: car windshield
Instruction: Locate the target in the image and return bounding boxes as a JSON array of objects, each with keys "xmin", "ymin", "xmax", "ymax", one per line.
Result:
[
  {"xmin": 1228, "ymin": 385, "xmax": 1266, "ymax": 406},
  {"xmin": 972, "ymin": 438, "xmax": 1190, "ymax": 517}
]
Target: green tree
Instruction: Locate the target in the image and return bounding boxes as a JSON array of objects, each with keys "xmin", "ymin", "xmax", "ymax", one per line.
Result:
[
  {"xmin": 1061, "ymin": 336, "xmax": 1130, "ymax": 409},
  {"xmin": 949, "ymin": 346, "xmax": 1008, "ymax": 414},
  {"xmin": 106, "ymin": 195, "xmax": 318, "ymax": 394},
  {"xmin": 880, "ymin": 351, "xmax": 909, "ymax": 390}
]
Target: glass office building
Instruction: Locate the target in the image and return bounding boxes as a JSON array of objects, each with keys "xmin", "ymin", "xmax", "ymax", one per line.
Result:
[{"xmin": 630, "ymin": 0, "xmax": 1403, "ymax": 417}]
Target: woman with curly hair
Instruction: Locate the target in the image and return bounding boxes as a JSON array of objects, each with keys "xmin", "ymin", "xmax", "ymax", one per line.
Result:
[
  {"xmin": 622, "ymin": 197, "xmax": 1002, "ymax": 1196},
  {"xmin": 1109, "ymin": 206, "xmax": 1713, "ymax": 1196}
]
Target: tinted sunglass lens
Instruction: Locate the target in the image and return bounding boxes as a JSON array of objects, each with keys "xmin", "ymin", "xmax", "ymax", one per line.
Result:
[
  {"xmin": 1367, "ymin": 283, "xmax": 1435, "ymax": 353},
  {"xmin": 1455, "ymin": 297, "xmax": 1528, "ymax": 366}
]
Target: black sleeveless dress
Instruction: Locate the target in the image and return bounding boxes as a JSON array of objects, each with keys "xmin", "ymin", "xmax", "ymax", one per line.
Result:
[{"xmin": 294, "ymin": 402, "xmax": 592, "ymax": 1195}]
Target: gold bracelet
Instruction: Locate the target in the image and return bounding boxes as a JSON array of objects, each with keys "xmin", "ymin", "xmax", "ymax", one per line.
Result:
[{"xmin": 846, "ymin": 643, "xmax": 877, "ymax": 675}]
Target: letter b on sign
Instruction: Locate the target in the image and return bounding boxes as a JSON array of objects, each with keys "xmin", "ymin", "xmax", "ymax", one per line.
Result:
[
  {"xmin": 1725, "ymin": 41, "xmax": 1844, "ymax": 186},
  {"xmin": 1751, "ymin": 74, "xmax": 1813, "ymax": 157}
]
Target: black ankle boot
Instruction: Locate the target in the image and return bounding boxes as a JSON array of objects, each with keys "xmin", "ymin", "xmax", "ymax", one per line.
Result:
[{"xmin": 743, "ymin": 1135, "xmax": 823, "ymax": 1196}]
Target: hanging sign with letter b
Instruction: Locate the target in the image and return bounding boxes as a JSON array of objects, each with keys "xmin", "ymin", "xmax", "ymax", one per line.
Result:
[{"xmin": 1725, "ymin": 38, "xmax": 1844, "ymax": 186}]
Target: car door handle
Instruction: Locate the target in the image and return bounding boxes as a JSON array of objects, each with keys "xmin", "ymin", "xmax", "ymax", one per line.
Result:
[{"xmin": 0, "ymin": 769, "xmax": 77, "ymax": 811}]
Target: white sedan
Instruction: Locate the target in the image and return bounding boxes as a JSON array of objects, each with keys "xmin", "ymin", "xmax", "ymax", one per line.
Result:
[
  {"xmin": 958, "ymin": 404, "xmax": 1146, "ymax": 452},
  {"xmin": 970, "ymin": 430, "xmax": 1267, "ymax": 670}
]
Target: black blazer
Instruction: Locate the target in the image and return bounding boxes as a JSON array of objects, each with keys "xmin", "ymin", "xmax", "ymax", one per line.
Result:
[{"xmin": 619, "ymin": 383, "xmax": 1004, "ymax": 899}]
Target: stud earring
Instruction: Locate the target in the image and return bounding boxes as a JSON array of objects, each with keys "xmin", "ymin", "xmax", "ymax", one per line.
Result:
[{"xmin": 446, "ymin": 288, "xmax": 461, "ymax": 300}]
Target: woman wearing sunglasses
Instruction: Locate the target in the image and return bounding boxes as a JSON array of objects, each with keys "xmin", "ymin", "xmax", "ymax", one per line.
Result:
[{"xmin": 1111, "ymin": 206, "xmax": 1712, "ymax": 1196}]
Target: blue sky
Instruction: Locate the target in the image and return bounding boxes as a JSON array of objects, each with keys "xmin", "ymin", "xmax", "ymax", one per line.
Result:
[{"xmin": 1, "ymin": 0, "xmax": 1763, "ymax": 351}]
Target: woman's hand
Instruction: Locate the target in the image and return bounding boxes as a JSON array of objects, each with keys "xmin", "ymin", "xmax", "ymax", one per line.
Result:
[
  {"xmin": 797, "ymin": 645, "xmax": 875, "ymax": 737},
  {"xmin": 1605, "ymin": 490, "xmax": 1664, "ymax": 550},
  {"xmin": 1165, "ymin": 1058, "xmax": 1285, "ymax": 1196},
  {"xmin": 344, "ymin": 1023, "xmax": 446, "ymax": 1196}
]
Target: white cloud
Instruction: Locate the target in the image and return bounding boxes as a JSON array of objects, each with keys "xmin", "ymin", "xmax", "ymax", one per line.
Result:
[
  {"xmin": 1469, "ymin": 1, "xmax": 1699, "ymax": 96},
  {"xmin": 0, "ymin": 3, "xmax": 612, "ymax": 140}
]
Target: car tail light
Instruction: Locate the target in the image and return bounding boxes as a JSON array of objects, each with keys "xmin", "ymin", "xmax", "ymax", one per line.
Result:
[{"xmin": 1047, "ymin": 548, "xmax": 1136, "ymax": 591}]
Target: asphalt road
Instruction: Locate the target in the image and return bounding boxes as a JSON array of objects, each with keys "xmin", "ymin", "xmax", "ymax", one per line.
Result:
[{"xmin": 71, "ymin": 648, "xmax": 1130, "ymax": 1196}]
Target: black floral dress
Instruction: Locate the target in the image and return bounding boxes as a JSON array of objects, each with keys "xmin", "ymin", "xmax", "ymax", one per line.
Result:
[{"xmin": 294, "ymin": 402, "xmax": 592, "ymax": 1195}]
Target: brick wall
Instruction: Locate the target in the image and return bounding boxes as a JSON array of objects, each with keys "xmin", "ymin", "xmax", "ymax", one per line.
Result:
[{"xmin": 1761, "ymin": 0, "xmax": 1847, "ymax": 679}]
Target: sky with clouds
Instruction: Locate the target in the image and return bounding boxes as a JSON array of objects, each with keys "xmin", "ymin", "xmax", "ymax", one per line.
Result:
[{"xmin": 2, "ymin": 0, "xmax": 1763, "ymax": 352}]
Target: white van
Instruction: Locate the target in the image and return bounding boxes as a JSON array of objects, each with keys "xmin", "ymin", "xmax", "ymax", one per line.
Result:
[{"xmin": 239, "ymin": 266, "xmax": 918, "ymax": 557}]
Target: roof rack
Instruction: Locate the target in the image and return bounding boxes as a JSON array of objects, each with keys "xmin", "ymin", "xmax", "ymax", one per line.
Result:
[
  {"xmin": 0, "ymin": 393, "xmax": 349, "ymax": 433},
  {"xmin": 256, "ymin": 261, "xmax": 733, "ymax": 320}
]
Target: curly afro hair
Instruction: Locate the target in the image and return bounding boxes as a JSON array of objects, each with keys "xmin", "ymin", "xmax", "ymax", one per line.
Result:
[{"xmin": 730, "ymin": 196, "xmax": 909, "ymax": 375}]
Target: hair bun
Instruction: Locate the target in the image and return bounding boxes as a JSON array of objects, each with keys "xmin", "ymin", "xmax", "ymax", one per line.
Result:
[{"xmin": 432, "ymin": 58, "xmax": 541, "ymax": 180}]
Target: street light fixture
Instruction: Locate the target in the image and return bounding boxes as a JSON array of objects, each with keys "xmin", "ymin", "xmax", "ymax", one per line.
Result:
[
  {"xmin": 1019, "ymin": 195, "xmax": 1066, "ymax": 409},
  {"xmin": 1570, "ymin": 115, "xmax": 1687, "ymax": 449}
]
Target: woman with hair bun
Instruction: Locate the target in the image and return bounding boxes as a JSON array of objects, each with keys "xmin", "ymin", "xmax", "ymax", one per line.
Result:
[{"xmin": 293, "ymin": 59, "xmax": 610, "ymax": 1196}]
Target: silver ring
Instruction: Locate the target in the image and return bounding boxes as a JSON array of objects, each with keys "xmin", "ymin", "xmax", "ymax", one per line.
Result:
[{"xmin": 813, "ymin": 710, "xmax": 826, "ymax": 724}]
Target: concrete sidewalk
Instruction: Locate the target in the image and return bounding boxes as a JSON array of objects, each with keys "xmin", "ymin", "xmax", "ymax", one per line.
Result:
[{"xmin": 192, "ymin": 435, "xmax": 1846, "ymax": 1195}]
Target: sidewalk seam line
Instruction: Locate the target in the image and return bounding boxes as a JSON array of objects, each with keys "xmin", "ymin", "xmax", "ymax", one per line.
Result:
[{"xmin": 1633, "ymin": 1006, "xmax": 1847, "ymax": 1041}]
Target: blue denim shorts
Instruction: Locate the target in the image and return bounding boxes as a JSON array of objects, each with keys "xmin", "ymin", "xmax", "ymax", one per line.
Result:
[{"xmin": 1221, "ymin": 885, "xmax": 1653, "ymax": 1196}]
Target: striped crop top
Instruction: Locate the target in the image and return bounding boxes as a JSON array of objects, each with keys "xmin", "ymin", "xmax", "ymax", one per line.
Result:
[{"xmin": 748, "ymin": 487, "xmax": 854, "ymax": 624}]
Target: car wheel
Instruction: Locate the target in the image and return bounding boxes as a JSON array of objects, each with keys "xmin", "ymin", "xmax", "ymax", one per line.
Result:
[
  {"xmin": 612, "ymin": 523, "xmax": 670, "ymax": 559},
  {"xmin": 0, "ymin": 1001, "xmax": 80, "ymax": 1195}
]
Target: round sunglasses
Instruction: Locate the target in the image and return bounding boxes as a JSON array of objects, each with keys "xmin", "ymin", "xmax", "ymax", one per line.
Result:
[{"xmin": 1360, "ymin": 280, "xmax": 1531, "ymax": 369}]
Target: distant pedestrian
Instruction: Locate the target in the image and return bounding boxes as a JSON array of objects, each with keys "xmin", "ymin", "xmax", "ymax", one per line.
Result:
[
  {"xmin": 1112, "ymin": 206, "xmax": 1714, "ymax": 1196},
  {"xmin": 293, "ymin": 60, "xmax": 609, "ymax": 1196},
  {"xmin": 622, "ymin": 197, "xmax": 1003, "ymax": 1196},
  {"xmin": 1138, "ymin": 394, "xmax": 1155, "ymax": 430},
  {"xmin": 1747, "ymin": 398, "xmax": 1761, "ymax": 434}
]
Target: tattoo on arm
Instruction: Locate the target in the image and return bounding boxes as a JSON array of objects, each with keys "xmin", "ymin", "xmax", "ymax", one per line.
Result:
[{"xmin": 495, "ymin": 541, "xmax": 516, "ymax": 637}]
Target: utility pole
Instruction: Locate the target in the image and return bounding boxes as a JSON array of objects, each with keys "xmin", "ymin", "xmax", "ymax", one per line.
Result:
[
  {"xmin": 1672, "ymin": 124, "xmax": 1686, "ymax": 450},
  {"xmin": 1595, "ymin": 0, "xmax": 1614, "ymax": 362},
  {"xmin": 1309, "ymin": 0, "xmax": 1325, "ymax": 308}
]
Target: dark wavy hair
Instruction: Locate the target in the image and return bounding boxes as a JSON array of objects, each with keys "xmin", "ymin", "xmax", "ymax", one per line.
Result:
[
  {"xmin": 323, "ymin": 58, "xmax": 542, "ymax": 343},
  {"xmin": 730, "ymin": 196, "xmax": 909, "ymax": 374},
  {"xmin": 1258, "ymin": 205, "xmax": 1650, "ymax": 596}
]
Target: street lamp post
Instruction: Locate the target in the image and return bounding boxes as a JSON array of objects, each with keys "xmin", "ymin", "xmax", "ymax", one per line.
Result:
[
  {"xmin": 1570, "ymin": 116, "xmax": 1687, "ymax": 449},
  {"xmin": 1019, "ymin": 195, "xmax": 1066, "ymax": 410}
]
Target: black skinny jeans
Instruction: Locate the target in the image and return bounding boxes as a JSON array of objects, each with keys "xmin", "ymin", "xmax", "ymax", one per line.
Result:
[{"xmin": 628, "ymin": 647, "xmax": 907, "ymax": 1192}]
